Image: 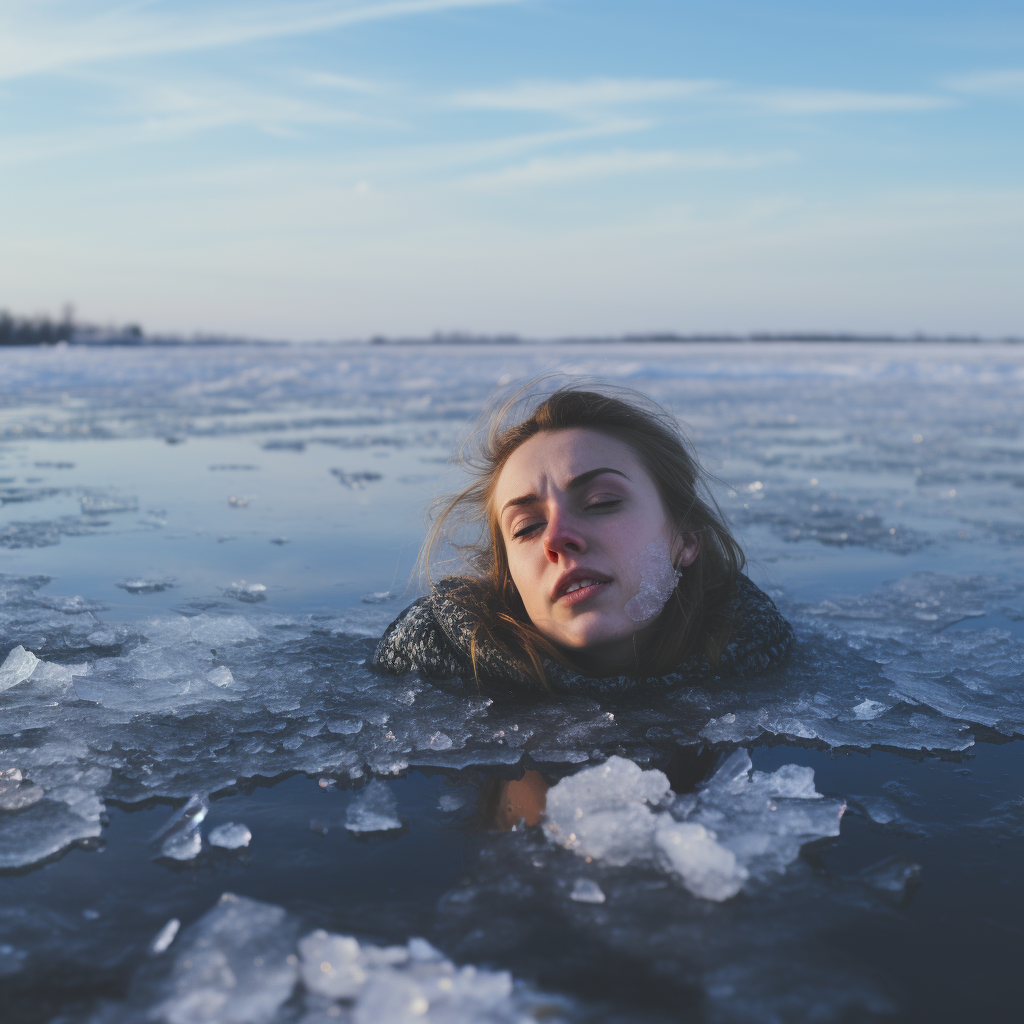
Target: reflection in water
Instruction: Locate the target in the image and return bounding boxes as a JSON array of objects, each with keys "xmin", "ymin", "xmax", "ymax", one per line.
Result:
[{"xmin": 485, "ymin": 770, "xmax": 550, "ymax": 831}]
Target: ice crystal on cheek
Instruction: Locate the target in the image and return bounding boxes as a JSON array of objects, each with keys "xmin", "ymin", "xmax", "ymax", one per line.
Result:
[{"xmin": 623, "ymin": 537, "xmax": 680, "ymax": 623}]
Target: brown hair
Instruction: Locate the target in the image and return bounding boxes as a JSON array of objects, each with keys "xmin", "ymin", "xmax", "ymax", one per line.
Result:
[{"xmin": 423, "ymin": 383, "xmax": 744, "ymax": 686}]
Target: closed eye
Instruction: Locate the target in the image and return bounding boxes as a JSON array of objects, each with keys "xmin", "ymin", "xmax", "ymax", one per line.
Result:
[
  {"xmin": 512, "ymin": 520, "xmax": 545, "ymax": 540},
  {"xmin": 583, "ymin": 497, "xmax": 622, "ymax": 511}
]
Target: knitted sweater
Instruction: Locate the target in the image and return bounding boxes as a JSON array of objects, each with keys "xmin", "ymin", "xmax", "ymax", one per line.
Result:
[{"xmin": 372, "ymin": 574, "xmax": 793, "ymax": 696}]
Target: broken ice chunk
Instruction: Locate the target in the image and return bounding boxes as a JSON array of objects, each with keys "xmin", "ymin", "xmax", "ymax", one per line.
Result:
[
  {"xmin": 298, "ymin": 929, "xmax": 367, "ymax": 999},
  {"xmin": 209, "ymin": 822, "xmax": 252, "ymax": 849},
  {"xmin": 345, "ymin": 780, "xmax": 403, "ymax": 834},
  {"xmin": 303, "ymin": 927, "xmax": 526, "ymax": 1024},
  {"xmin": 429, "ymin": 731, "xmax": 453, "ymax": 751},
  {"xmin": 655, "ymin": 821, "xmax": 748, "ymax": 902},
  {"xmin": 569, "ymin": 878, "xmax": 606, "ymax": 904},
  {"xmin": 117, "ymin": 578, "xmax": 175, "ymax": 594},
  {"xmin": 544, "ymin": 752, "xmax": 843, "ymax": 901},
  {"xmin": 225, "ymin": 581, "xmax": 267, "ymax": 602},
  {"xmin": 152, "ymin": 894, "xmax": 298, "ymax": 1024},
  {"xmin": 161, "ymin": 830, "xmax": 202, "ymax": 861},
  {"xmin": 0, "ymin": 794, "xmax": 106, "ymax": 870},
  {"xmin": 28, "ymin": 659, "xmax": 87, "ymax": 686},
  {"xmin": 152, "ymin": 793, "xmax": 209, "ymax": 842},
  {"xmin": 354, "ymin": 971, "xmax": 429, "ymax": 1023},
  {"xmin": 543, "ymin": 756, "xmax": 671, "ymax": 867},
  {"xmin": 691, "ymin": 750, "xmax": 845, "ymax": 880},
  {"xmin": 80, "ymin": 493, "xmax": 138, "ymax": 514},
  {"xmin": 153, "ymin": 793, "xmax": 208, "ymax": 860},
  {"xmin": 853, "ymin": 699, "xmax": 888, "ymax": 720},
  {"xmin": 150, "ymin": 918, "xmax": 180, "ymax": 955},
  {"xmin": 207, "ymin": 666, "xmax": 234, "ymax": 688},
  {"xmin": 0, "ymin": 776, "xmax": 45, "ymax": 812},
  {"xmin": 331, "ymin": 469, "xmax": 382, "ymax": 489},
  {"xmin": 327, "ymin": 718, "xmax": 363, "ymax": 735},
  {"xmin": 0, "ymin": 646, "xmax": 39, "ymax": 692}
]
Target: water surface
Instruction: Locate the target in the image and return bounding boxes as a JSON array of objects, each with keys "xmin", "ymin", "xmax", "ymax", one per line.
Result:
[{"xmin": 1, "ymin": 341, "xmax": 1021, "ymax": 1022}]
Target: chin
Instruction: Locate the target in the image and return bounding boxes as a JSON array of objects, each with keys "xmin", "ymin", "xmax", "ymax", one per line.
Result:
[{"xmin": 554, "ymin": 613, "xmax": 631, "ymax": 651}]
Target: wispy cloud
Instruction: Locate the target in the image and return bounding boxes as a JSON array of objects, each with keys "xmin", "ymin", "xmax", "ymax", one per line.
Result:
[
  {"xmin": 463, "ymin": 148, "xmax": 795, "ymax": 188},
  {"xmin": 0, "ymin": 96, "xmax": 645, "ymax": 172},
  {"xmin": 738, "ymin": 88, "xmax": 954, "ymax": 115},
  {"xmin": 451, "ymin": 77, "xmax": 720, "ymax": 117},
  {"xmin": 0, "ymin": 75, "xmax": 393, "ymax": 167},
  {"xmin": 450, "ymin": 77, "xmax": 954, "ymax": 119},
  {"xmin": 134, "ymin": 81, "xmax": 374, "ymax": 137},
  {"xmin": 945, "ymin": 69, "xmax": 1024, "ymax": 97},
  {"xmin": 0, "ymin": 0, "xmax": 522, "ymax": 80}
]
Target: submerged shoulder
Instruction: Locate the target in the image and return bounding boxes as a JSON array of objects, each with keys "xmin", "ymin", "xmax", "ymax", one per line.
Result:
[
  {"xmin": 718, "ymin": 574, "xmax": 794, "ymax": 675},
  {"xmin": 371, "ymin": 594, "xmax": 467, "ymax": 678},
  {"xmin": 371, "ymin": 576, "xmax": 532, "ymax": 687}
]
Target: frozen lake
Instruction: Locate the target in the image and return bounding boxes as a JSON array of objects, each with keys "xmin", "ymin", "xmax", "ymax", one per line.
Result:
[{"xmin": 1, "ymin": 340, "xmax": 1022, "ymax": 1023}]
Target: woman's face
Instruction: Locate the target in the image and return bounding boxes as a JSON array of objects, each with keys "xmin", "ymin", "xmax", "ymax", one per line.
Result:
[{"xmin": 492, "ymin": 427, "xmax": 698, "ymax": 670}]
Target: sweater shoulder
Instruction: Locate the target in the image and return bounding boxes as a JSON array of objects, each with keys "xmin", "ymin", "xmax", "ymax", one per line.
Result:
[
  {"xmin": 718, "ymin": 574, "xmax": 794, "ymax": 676},
  {"xmin": 371, "ymin": 596, "xmax": 467, "ymax": 679}
]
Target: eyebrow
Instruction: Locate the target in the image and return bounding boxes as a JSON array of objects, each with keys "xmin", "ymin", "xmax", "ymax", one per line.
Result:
[{"xmin": 499, "ymin": 467, "xmax": 630, "ymax": 518}]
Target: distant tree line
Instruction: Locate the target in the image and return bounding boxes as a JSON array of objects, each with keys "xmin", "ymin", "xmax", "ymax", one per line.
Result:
[
  {"xmin": 0, "ymin": 310, "xmax": 75, "ymax": 345},
  {"xmin": 0, "ymin": 309, "xmax": 144, "ymax": 346}
]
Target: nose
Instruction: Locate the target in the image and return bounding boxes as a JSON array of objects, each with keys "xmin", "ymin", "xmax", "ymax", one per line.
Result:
[{"xmin": 542, "ymin": 506, "xmax": 587, "ymax": 563}]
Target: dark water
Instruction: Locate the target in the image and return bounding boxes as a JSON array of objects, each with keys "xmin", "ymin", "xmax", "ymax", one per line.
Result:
[{"xmin": 0, "ymin": 341, "xmax": 1021, "ymax": 1022}]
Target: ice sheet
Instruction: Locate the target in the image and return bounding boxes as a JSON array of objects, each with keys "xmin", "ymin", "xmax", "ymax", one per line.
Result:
[
  {"xmin": 0, "ymin": 562, "xmax": 1020, "ymax": 869},
  {"xmin": 1, "ymin": 341, "xmax": 1022, "ymax": 1022}
]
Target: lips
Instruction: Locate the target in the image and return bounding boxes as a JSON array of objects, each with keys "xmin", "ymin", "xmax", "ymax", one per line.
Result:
[
  {"xmin": 552, "ymin": 568, "xmax": 612, "ymax": 603},
  {"xmin": 565, "ymin": 578, "xmax": 599, "ymax": 594}
]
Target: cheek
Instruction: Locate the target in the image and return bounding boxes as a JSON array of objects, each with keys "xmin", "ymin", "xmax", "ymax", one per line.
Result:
[
  {"xmin": 505, "ymin": 545, "xmax": 543, "ymax": 609},
  {"xmin": 622, "ymin": 536, "xmax": 680, "ymax": 623}
]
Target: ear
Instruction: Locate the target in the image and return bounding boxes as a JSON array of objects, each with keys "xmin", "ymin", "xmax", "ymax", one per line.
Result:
[{"xmin": 673, "ymin": 531, "xmax": 700, "ymax": 568}]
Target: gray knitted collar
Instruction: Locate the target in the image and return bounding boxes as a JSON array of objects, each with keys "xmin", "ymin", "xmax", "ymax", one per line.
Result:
[{"xmin": 428, "ymin": 577, "xmax": 707, "ymax": 695}]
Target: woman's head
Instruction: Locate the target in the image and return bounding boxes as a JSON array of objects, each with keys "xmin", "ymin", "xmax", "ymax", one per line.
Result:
[
  {"xmin": 493, "ymin": 426, "xmax": 696, "ymax": 666},
  {"xmin": 425, "ymin": 385, "xmax": 744, "ymax": 682}
]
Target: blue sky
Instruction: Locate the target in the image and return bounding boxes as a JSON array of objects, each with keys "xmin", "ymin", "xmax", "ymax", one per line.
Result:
[{"xmin": 1, "ymin": 0, "xmax": 1022, "ymax": 338}]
